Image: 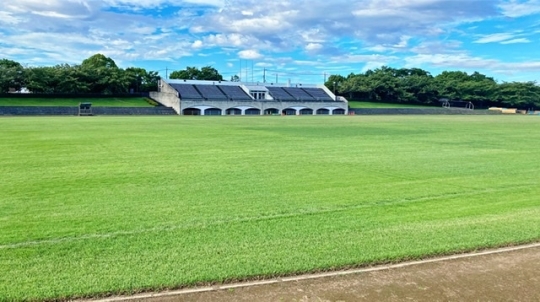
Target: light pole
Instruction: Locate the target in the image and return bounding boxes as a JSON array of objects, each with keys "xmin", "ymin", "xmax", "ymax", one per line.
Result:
[
  {"xmin": 333, "ymin": 81, "xmax": 337, "ymax": 100},
  {"xmin": 155, "ymin": 68, "xmax": 169, "ymax": 80}
]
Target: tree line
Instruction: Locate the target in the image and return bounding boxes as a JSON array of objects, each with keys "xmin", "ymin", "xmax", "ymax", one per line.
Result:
[
  {"xmin": 0, "ymin": 54, "xmax": 160, "ymax": 94},
  {"xmin": 325, "ymin": 66, "xmax": 540, "ymax": 109},
  {"xmin": 0, "ymin": 54, "xmax": 226, "ymax": 95},
  {"xmin": 2, "ymin": 54, "xmax": 538, "ymax": 108}
]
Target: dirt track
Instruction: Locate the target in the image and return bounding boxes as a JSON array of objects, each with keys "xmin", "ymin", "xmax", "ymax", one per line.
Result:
[{"xmin": 103, "ymin": 244, "xmax": 540, "ymax": 302}]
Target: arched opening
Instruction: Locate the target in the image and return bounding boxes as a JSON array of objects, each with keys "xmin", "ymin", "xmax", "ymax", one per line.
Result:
[
  {"xmin": 226, "ymin": 108, "xmax": 242, "ymax": 115},
  {"xmin": 316, "ymin": 108, "xmax": 330, "ymax": 115},
  {"xmin": 299, "ymin": 108, "xmax": 314, "ymax": 115},
  {"xmin": 333, "ymin": 108, "xmax": 346, "ymax": 115},
  {"xmin": 264, "ymin": 108, "xmax": 279, "ymax": 115},
  {"xmin": 245, "ymin": 108, "xmax": 261, "ymax": 115},
  {"xmin": 282, "ymin": 108, "xmax": 297, "ymax": 116},
  {"xmin": 204, "ymin": 108, "xmax": 222, "ymax": 116},
  {"xmin": 183, "ymin": 108, "xmax": 201, "ymax": 115}
]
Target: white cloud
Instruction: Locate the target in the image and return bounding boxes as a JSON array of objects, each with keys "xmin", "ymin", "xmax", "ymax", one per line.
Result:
[
  {"xmin": 0, "ymin": 11, "xmax": 24, "ymax": 25},
  {"xmin": 405, "ymin": 53, "xmax": 540, "ymax": 74},
  {"xmin": 330, "ymin": 54, "xmax": 398, "ymax": 65},
  {"xmin": 474, "ymin": 33, "xmax": 516, "ymax": 44},
  {"xmin": 410, "ymin": 41, "xmax": 463, "ymax": 55},
  {"xmin": 238, "ymin": 49, "xmax": 263, "ymax": 59},
  {"xmin": 500, "ymin": 38, "xmax": 531, "ymax": 44},
  {"xmin": 200, "ymin": 33, "xmax": 263, "ymax": 49},
  {"xmin": 6, "ymin": 0, "xmax": 96, "ymax": 19},
  {"xmin": 305, "ymin": 43, "xmax": 323, "ymax": 51},
  {"xmin": 192, "ymin": 40, "xmax": 204, "ymax": 48},
  {"xmin": 499, "ymin": 0, "xmax": 540, "ymax": 18},
  {"xmin": 255, "ymin": 62, "xmax": 273, "ymax": 68}
]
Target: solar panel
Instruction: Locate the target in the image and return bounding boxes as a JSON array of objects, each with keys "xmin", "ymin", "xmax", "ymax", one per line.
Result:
[
  {"xmin": 283, "ymin": 87, "xmax": 315, "ymax": 100},
  {"xmin": 170, "ymin": 84, "xmax": 203, "ymax": 99},
  {"xmin": 303, "ymin": 88, "xmax": 334, "ymax": 101},
  {"xmin": 195, "ymin": 85, "xmax": 227, "ymax": 99},
  {"xmin": 218, "ymin": 85, "xmax": 252, "ymax": 100},
  {"xmin": 266, "ymin": 86, "xmax": 295, "ymax": 101}
]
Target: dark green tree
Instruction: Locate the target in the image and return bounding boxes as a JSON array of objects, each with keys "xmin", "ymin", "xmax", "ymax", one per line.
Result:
[
  {"xmin": 0, "ymin": 59, "xmax": 25, "ymax": 93},
  {"xmin": 80, "ymin": 54, "xmax": 129, "ymax": 94},
  {"xmin": 81, "ymin": 53, "xmax": 118, "ymax": 69},
  {"xmin": 324, "ymin": 74, "xmax": 346, "ymax": 98},
  {"xmin": 125, "ymin": 67, "xmax": 160, "ymax": 92},
  {"xmin": 498, "ymin": 81, "xmax": 540, "ymax": 108},
  {"xmin": 170, "ymin": 66, "xmax": 223, "ymax": 81}
]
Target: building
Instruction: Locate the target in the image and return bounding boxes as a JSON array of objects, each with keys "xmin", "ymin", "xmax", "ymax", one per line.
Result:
[{"xmin": 150, "ymin": 79, "xmax": 348, "ymax": 116}]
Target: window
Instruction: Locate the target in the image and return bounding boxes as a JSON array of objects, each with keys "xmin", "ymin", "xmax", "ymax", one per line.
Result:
[{"xmin": 250, "ymin": 91, "xmax": 266, "ymax": 100}]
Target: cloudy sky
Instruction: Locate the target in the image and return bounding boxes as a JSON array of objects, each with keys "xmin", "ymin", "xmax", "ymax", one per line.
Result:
[{"xmin": 1, "ymin": 0, "xmax": 540, "ymax": 83}]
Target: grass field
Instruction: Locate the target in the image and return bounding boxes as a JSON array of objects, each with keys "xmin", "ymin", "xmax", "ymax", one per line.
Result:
[
  {"xmin": 0, "ymin": 97, "xmax": 155, "ymax": 107},
  {"xmin": 348, "ymin": 101, "xmax": 434, "ymax": 108},
  {"xmin": 1, "ymin": 115, "xmax": 539, "ymax": 301}
]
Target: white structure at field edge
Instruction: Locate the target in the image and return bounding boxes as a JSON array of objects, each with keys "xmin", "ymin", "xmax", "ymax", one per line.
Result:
[{"xmin": 150, "ymin": 79, "xmax": 348, "ymax": 116}]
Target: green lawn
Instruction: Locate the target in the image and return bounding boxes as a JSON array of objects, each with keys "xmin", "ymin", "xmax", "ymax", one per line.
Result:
[
  {"xmin": 348, "ymin": 101, "xmax": 434, "ymax": 108},
  {"xmin": 1, "ymin": 115, "xmax": 539, "ymax": 301},
  {"xmin": 0, "ymin": 97, "xmax": 156, "ymax": 107}
]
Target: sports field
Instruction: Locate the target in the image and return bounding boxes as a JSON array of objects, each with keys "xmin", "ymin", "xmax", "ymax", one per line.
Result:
[{"xmin": 1, "ymin": 115, "xmax": 539, "ymax": 301}]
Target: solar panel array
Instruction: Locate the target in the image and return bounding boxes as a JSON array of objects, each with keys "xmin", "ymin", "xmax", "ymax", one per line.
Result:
[
  {"xmin": 171, "ymin": 83, "xmax": 335, "ymax": 102},
  {"xmin": 303, "ymin": 88, "xmax": 334, "ymax": 101},
  {"xmin": 283, "ymin": 87, "xmax": 315, "ymax": 100},
  {"xmin": 266, "ymin": 86, "xmax": 295, "ymax": 101},
  {"xmin": 195, "ymin": 85, "xmax": 227, "ymax": 99},
  {"xmin": 218, "ymin": 85, "xmax": 252, "ymax": 100},
  {"xmin": 170, "ymin": 84, "xmax": 203, "ymax": 99}
]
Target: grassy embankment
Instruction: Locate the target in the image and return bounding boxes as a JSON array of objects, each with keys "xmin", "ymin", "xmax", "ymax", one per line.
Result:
[
  {"xmin": 347, "ymin": 101, "xmax": 434, "ymax": 108},
  {"xmin": 0, "ymin": 97, "xmax": 156, "ymax": 107},
  {"xmin": 1, "ymin": 115, "xmax": 539, "ymax": 301}
]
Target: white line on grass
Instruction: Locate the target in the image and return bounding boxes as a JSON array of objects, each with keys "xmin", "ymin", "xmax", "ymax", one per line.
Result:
[{"xmin": 88, "ymin": 242, "xmax": 540, "ymax": 302}]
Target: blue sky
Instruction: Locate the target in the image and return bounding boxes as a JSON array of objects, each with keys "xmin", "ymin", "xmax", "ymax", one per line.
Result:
[{"xmin": 1, "ymin": 0, "xmax": 540, "ymax": 84}]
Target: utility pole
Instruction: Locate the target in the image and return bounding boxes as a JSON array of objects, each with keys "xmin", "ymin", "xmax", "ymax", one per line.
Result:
[
  {"xmin": 324, "ymin": 72, "xmax": 326, "ymax": 83},
  {"xmin": 245, "ymin": 61, "xmax": 248, "ymax": 83},
  {"xmin": 263, "ymin": 68, "xmax": 266, "ymax": 83}
]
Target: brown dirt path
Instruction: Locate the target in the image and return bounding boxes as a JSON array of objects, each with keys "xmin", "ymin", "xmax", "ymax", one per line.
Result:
[{"xmin": 99, "ymin": 244, "xmax": 540, "ymax": 302}]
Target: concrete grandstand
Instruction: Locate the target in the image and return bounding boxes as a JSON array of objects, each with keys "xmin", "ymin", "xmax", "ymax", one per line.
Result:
[{"xmin": 150, "ymin": 79, "xmax": 348, "ymax": 115}]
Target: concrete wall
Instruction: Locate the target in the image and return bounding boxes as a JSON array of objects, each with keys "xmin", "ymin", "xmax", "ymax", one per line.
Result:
[
  {"xmin": 350, "ymin": 108, "xmax": 502, "ymax": 115},
  {"xmin": 180, "ymin": 100, "xmax": 348, "ymax": 115},
  {"xmin": 0, "ymin": 106, "xmax": 177, "ymax": 116},
  {"xmin": 92, "ymin": 107, "xmax": 176, "ymax": 115},
  {"xmin": 0, "ymin": 106, "xmax": 78, "ymax": 115},
  {"xmin": 150, "ymin": 80, "xmax": 181, "ymax": 114}
]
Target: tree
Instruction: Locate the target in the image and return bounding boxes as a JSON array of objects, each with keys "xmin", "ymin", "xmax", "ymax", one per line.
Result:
[
  {"xmin": 81, "ymin": 53, "xmax": 118, "ymax": 69},
  {"xmin": 199, "ymin": 66, "xmax": 223, "ymax": 81},
  {"xmin": 397, "ymin": 68, "xmax": 438, "ymax": 104},
  {"xmin": 324, "ymin": 74, "xmax": 346, "ymax": 96},
  {"xmin": 230, "ymin": 75, "xmax": 240, "ymax": 82},
  {"xmin": 432, "ymin": 71, "xmax": 498, "ymax": 108},
  {"xmin": 125, "ymin": 67, "xmax": 160, "ymax": 92},
  {"xmin": 170, "ymin": 66, "xmax": 223, "ymax": 81},
  {"xmin": 0, "ymin": 59, "xmax": 25, "ymax": 93},
  {"xmin": 80, "ymin": 54, "xmax": 129, "ymax": 94},
  {"xmin": 364, "ymin": 66, "xmax": 403, "ymax": 102},
  {"xmin": 498, "ymin": 81, "xmax": 540, "ymax": 109}
]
